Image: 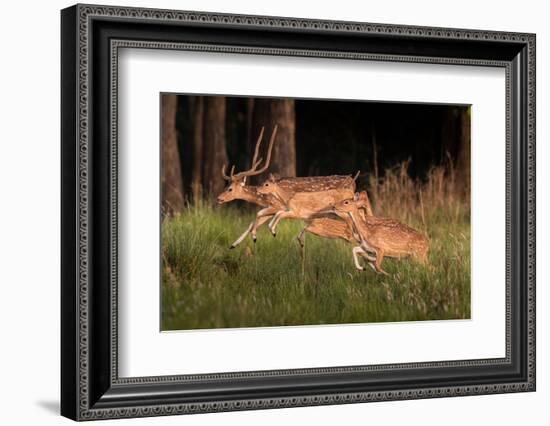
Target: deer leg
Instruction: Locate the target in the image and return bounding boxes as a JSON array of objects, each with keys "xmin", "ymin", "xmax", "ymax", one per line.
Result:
[
  {"xmin": 250, "ymin": 207, "xmax": 278, "ymax": 241},
  {"xmin": 268, "ymin": 210, "xmax": 296, "ymax": 235},
  {"xmin": 352, "ymin": 247, "xmax": 377, "ymax": 272},
  {"xmin": 230, "ymin": 208, "xmax": 276, "ymax": 248},
  {"xmin": 371, "ymin": 247, "xmax": 389, "ymax": 275},
  {"xmin": 230, "ymin": 216, "xmax": 272, "ymax": 248},
  {"xmin": 352, "ymin": 246, "xmax": 367, "ymax": 271},
  {"xmin": 267, "ymin": 211, "xmax": 283, "ymax": 235},
  {"xmin": 230, "ymin": 222, "xmax": 254, "ymax": 249},
  {"xmin": 250, "ymin": 215, "xmax": 273, "ymax": 242},
  {"xmin": 296, "ymin": 227, "xmax": 307, "ymax": 248},
  {"xmin": 357, "ymin": 248, "xmax": 377, "ymax": 272},
  {"xmin": 357, "ymin": 247, "xmax": 376, "ymax": 263}
]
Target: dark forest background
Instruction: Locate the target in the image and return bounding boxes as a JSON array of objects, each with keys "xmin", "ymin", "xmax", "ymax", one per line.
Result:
[{"xmin": 161, "ymin": 94, "xmax": 470, "ymax": 213}]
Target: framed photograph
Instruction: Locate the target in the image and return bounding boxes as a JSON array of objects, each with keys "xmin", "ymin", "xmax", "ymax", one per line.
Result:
[{"xmin": 61, "ymin": 4, "xmax": 536, "ymax": 421}]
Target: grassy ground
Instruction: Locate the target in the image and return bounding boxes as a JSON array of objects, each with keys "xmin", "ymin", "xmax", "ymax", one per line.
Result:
[{"xmin": 161, "ymin": 192, "xmax": 470, "ymax": 330}]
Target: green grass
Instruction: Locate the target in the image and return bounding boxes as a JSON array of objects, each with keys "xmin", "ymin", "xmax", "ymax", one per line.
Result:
[{"xmin": 161, "ymin": 201, "xmax": 470, "ymax": 330}]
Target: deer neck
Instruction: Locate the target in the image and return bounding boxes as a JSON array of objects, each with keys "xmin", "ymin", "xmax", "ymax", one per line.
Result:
[
  {"xmin": 238, "ymin": 185, "xmax": 267, "ymax": 206},
  {"xmin": 272, "ymin": 185, "xmax": 291, "ymax": 205},
  {"xmin": 347, "ymin": 209, "xmax": 369, "ymax": 239}
]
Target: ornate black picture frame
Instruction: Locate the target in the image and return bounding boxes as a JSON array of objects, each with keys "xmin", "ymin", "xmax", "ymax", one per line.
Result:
[{"xmin": 61, "ymin": 3, "xmax": 536, "ymax": 421}]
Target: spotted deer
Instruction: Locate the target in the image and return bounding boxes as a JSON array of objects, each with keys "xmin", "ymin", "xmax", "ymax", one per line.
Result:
[
  {"xmin": 217, "ymin": 126, "xmax": 362, "ymax": 248},
  {"xmin": 257, "ymin": 172, "xmax": 363, "ymax": 236},
  {"xmin": 217, "ymin": 126, "xmax": 283, "ymax": 247},
  {"xmin": 296, "ymin": 191, "xmax": 373, "ymax": 247},
  {"xmin": 332, "ymin": 194, "xmax": 429, "ymax": 273}
]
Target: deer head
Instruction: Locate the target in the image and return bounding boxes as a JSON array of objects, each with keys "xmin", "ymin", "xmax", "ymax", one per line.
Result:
[
  {"xmin": 216, "ymin": 125, "xmax": 278, "ymax": 204},
  {"xmin": 332, "ymin": 193, "xmax": 361, "ymax": 218},
  {"xmin": 257, "ymin": 173, "xmax": 280, "ymax": 195}
]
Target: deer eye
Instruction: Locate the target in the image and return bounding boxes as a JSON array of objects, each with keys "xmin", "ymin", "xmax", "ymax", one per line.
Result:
[
  {"xmin": 228, "ymin": 188, "xmax": 233, "ymax": 192},
  {"xmin": 344, "ymin": 201, "xmax": 349, "ymax": 205},
  {"xmin": 264, "ymin": 183, "xmax": 269, "ymax": 187}
]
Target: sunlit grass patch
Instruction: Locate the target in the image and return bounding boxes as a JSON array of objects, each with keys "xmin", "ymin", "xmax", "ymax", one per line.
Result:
[{"xmin": 161, "ymin": 200, "xmax": 470, "ymax": 330}]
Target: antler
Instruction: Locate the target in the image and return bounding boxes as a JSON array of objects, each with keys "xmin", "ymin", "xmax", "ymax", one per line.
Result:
[
  {"xmin": 221, "ymin": 164, "xmax": 235, "ymax": 181},
  {"xmin": 250, "ymin": 126, "xmax": 265, "ymax": 168},
  {"xmin": 234, "ymin": 125, "xmax": 278, "ymax": 179}
]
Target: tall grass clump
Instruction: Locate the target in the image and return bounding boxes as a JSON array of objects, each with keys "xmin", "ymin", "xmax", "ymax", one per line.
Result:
[
  {"xmin": 161, "ymin": 163, "xmax": 470, "ymax": 331},
  {"xmin": 368, "ymin": 159, "xmax": 469, "ymax": 230}
]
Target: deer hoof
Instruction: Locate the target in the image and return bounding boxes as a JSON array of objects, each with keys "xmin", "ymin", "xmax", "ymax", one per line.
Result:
[
  {"xmin": 272, "ymin": 233, "xmax": 277, "ymax": 238},
  {"xmin": 252, "ymin": 236, "xmax": 257, "ymax": 243},
  {"xmin": 229, "ymin": 245, "xmax": 236, "ymax": 250}
]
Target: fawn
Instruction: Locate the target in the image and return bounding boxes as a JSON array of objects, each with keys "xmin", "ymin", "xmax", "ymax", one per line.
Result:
[{"xmin": 332, "ymin": 194, "xmax": 429, "ymax": 273}]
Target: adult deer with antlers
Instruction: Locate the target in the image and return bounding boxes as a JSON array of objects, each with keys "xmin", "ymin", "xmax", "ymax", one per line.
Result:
[
  {"xmin": 216, "ymin": 126, "xmax": 282, "ymax": 247},
  {"xmin": 217, "ymin": 125, "xmax": 360, "ymax": 248}
]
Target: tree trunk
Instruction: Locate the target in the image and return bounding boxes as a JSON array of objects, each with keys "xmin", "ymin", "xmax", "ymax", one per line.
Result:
[
  {"xmin": 161, "ymin": 94, "xmax": 184, "ymax": 214},
  {"xmin": 245, "ymin": 98, "xmax": 255, "ymax": 166},
  {"xmin": 190, "ymin": 96, "xmax": 204, "ymax": 200},
  {"xmin": 251, "ymin": 98, "xmax": 296, "ymax": 178},
  {"xmin": 456, "ymin": 106, "xmax": 471, "ymax": 192},
  {"xmin": 202, "ymin": 96, "xmax": 228, "ymax": 197}
]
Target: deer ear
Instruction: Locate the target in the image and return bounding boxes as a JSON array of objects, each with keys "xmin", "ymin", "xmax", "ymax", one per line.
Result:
[
  {"xmin": 353, "ymin": 192, "xmax": 360, "ymax": 201},
  {"xmin": 268, "ymin": 173, "xmax": 276, "ymax": 182},
  {"xmin": 242, "ymin": 176, "xmax": 247, "ymax": 185}
]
